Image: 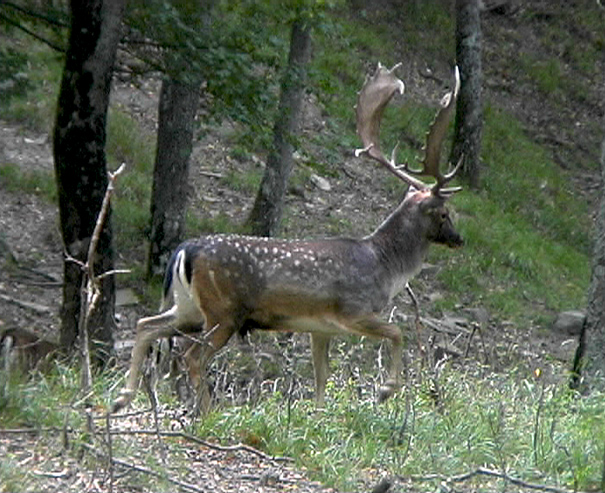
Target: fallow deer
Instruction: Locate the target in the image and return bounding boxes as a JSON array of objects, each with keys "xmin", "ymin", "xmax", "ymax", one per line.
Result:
[
  {"xmin": 1, "ymin": 327, "xmax": 59, "ymax": 374},
  {"xmin": 112, "ymin": 63, "xmax": 463, "ymax": 414}
]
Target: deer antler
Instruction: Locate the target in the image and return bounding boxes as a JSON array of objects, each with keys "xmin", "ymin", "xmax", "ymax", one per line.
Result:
[{"xmin": 355, "ymin": 64, "xmax": 462, "ymax": 196}]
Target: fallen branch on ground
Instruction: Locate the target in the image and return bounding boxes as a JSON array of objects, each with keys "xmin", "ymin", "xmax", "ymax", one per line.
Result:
[
  {"xmin": 405, "ymin": 467, "xmax": 583, "ymax": 493},
  {"xmin": 80, "ymin": 442, "xmax": 206, "ymax": 493},
  {"xmin": 107, "ymin": 428, "xmax": 293, "ymax": 463}
]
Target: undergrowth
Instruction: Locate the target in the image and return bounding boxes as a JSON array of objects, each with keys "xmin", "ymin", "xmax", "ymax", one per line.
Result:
[
  {"xmin": 192, "ymin": 367, "xmax": 605, "ymax": 491},
  {"xmin": 1, "ymin": 361, "xmax": 603, "ymax": 492}
]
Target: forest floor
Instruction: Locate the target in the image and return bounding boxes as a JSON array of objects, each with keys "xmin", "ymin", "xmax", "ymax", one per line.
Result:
[{"xmin": 1, "ymin": 2, "xmax": 603, "ymax": 492}]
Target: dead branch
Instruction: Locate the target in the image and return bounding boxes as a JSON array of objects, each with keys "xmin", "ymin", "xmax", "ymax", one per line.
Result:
[
  {"xmin": 80, "ymin": 442, "xmax": 206, "ymax": 493},
  {"xmin": 198, "ymin": 170, "xmax": 224, "ymax": 179},
  {"xmin": 78, "ymin": 163, "xmax": 126, "ymax": 402},
  {"xmin": 0, "ymin": 293, "xmax": 53, "ymax": 315},
  {"xmin": 105, "ymin": 412, "xmax": 114, "ymax": 493},
  {"xmin": 406, "ymin": 467, "xmax": 584, "ymax": 493},
  {"xmin": 0, "ymin": 427, "xmax": 70, "ymax": 434},
  {"xmin": 107, "ymin": 429, "xmax": 293, "ymax": 463},
  {"xmin": 32, "ymin": 468, "xmax": 71, "ymax": 479}
]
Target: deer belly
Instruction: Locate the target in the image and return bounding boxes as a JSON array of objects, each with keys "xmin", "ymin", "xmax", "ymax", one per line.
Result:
[{"xmin": 278, "ymin": 315, "xmax": 355, "ymax": 337}]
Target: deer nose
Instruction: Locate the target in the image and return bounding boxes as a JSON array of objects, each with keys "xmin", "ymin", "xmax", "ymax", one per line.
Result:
[{"xmin": 450, "ymin": 235, "xmax": 464, "ymax": 248}]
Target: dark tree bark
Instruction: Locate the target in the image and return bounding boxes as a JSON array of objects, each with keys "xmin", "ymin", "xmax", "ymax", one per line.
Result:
[
  {"xmin": 146, "ymin": 78, "xmax": 200, "ymax": 278},
  {"xmin": 572, "ymin": 125, "xmax": 605, "ymax": 391},
  {"xmin": 450, "ymin": 0, "xmax": 483, "ymax": 189},
  {"xmin": 53, "ymin": 0, "xmax": 125, "ymax": 365},
  {"xmin": 247, "ymin": 18, "xmax": 312, "ymax": 237}
]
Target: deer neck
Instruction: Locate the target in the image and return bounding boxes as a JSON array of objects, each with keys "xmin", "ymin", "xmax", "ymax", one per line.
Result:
[{"xmin": 365, "ymin": 198, "xmax": 429, "ymax": 285}]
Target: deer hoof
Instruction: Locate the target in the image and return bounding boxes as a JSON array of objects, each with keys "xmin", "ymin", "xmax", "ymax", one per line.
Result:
[
  {"xmin": 377, "ymin": 380, "xmax": 397, "ymax": 403},
  {"xmin": 110, "ymin": 390, "xmax": 134, "ymax": 413}
]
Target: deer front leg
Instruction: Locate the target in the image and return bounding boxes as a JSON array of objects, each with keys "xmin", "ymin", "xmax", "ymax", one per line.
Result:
[
  {"xmin": 111, "ymin": 306, "xmax": 179, "ymax": 413},
  {"xmin": 311, "ymin": 333, "xmax": 331, "ymax": 407},
  {"xmin": 349, "ymin": 316, "xmax": 403, "ymax": 403},
  {"xmin": 376, "ymin": 323, "xmax": 403, "ymax": 403}
]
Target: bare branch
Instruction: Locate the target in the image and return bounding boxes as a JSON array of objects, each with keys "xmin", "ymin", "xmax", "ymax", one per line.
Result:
[
  {"xmin": 105, "ymin": 429, "xmax": 294, "ymax": 463},
  {"xmin": 80, "ymin": 442, "xmax": 206, "ymax": 493},
  {"xmin": 0, "ymin": 12, "xmax": 65, "ymax": 52},
  {"xmin": 406, "ymin": 467, "xmax": 582, "ymax": 493},
  {"xmin": 1, "ymin": 1, "xmax": 69, "ymax": 28},
  {"xmin": 78, "ymin": 163, "xmax": 126, "ymax": 403}
]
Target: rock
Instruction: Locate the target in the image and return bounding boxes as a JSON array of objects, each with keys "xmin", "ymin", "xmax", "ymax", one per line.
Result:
[
  {"xmin": 434, "ymin": 341, "xmax": 463, "ymax": 361},
  {"xmin": 116, "ymin": 288, "xmax": 139, "ymax": 307},
  {"xmin": 552, "ymin": 310, "xmax": 585, "ymax": 336},
  {"xmin": 310, "ymin": 173, "xmax": 331, "ymax": 192}
]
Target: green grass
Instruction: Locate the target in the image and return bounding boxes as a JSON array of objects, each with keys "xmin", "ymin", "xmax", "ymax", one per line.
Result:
[
  {"xmin": 106, "ymin": 108, "xmax": 156, "ymax": 250},
  {"xmin": 0, "ymin": 363, "xmax": 84, "ymax": 429},
  {"xmin": 0, "ymin": 163, "xmax": 56, "ymax": 201},
  {"xmin": 192, "ymin": 366, "xmax": 604, "ymax": 491},
  {"xmin": 2, "ymin": 38, "xmax": 63, "ymax": 132},
  {"xmin": 430, "ymin": 104, "xmax": 591, "ymax": 323}
]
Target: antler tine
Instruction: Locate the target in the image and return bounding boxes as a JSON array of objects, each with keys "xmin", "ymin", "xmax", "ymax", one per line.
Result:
[
  {"xmin": 355, "ymin": 63, "xmax": 429, "ymax": 192},
  {"xmin": 423, "ymin": 66, "xmax": 461, "ymax": 194}
]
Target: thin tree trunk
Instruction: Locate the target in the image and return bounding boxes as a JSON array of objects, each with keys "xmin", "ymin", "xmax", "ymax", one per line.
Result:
[
  {"xmin": 572, "ymin": 122, "xmax": 605, "ymax": 391},
  {"xmin": 53, "ymin": 0, "xmax": 125, "ymax": 365},
  {"xmin": 147, "ymin": 78, "xmax": 200, "ymax": 278},
  {"xmin": 450, "ymin": 0, "xmax": 483, "ymax": 189},
  {"xmin": 247, "ymin": 18, "xmax": 312, "ymax": 237}
]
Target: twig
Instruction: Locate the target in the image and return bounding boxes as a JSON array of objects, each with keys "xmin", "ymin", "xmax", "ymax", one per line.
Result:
[
  {"xmin": 406, "ymin": 467, "xmax": 583, "ymax": 493},
  {"xmin": 405, "ymin": 283, "xmax": 424, "ymax": 359},
  {"xmin": 0, "ymin": 427, "xmax": 70, "ymax": 434},
  {"xmin": 105, "ymin": 412, "xmax": 114, "ymax": 493},
  {"xmin": 78, "ymin": 163, "xmax": 126, "ymax": 405},
  {"xmin": 199, "ymin": 170, "xmax": 224, "ymax": 179},
  {"xmin": 0, "ymin": 12, "xmax": 66, "ymax": 52},
  {"xmin": 533, "ymin": 379, "xmax": 546, "ymax": 466},
  {"xmin": 0, "ymin": 293, "xmax": 53, "ymax": 314},
  {"xmin": 107, "ymin": 429, "xmax": 293, "ymax": 463},
  {"xmin": 463, "ymin": 322, "xmax": 477, "ymax": 358},
  {"xmin": 96, "ymin": 269, "xmax": 131, "ymax": 280},
  {"xmin": 32, "ymin": 468, "xmax": 71, "ymax": 479},
  {"xmin": 80, "ymin": 442, "xmax": 206, "ymax": 493},
  {"xmin": 93, "ymin": 408, "xmax": 155, "ymax": 419}
]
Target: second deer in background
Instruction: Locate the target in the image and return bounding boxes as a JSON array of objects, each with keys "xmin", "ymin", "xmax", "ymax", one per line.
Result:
[{"xmin": 112, "ymin": 63, "xmax": 464, "ymax": 414}]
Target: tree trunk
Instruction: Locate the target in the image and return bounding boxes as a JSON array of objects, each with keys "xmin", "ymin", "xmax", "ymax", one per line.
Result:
[
  {"xmin": 246, "ymin": 18, "xmax": 312, "ymax": 237},
  {"xmin": 450, "ymin": 0, "xmax": 483, "ymax": 189},
  {"xmin": 53, "ymin": 0, "xmax": 125, "ymax": 365},
  {"xmin": 146, "ymin": 78, "xmax": 200, "ymax": 278},
  {"xmin": 572, "ymin": 124, "xmax": 605, "ymax": 391}
]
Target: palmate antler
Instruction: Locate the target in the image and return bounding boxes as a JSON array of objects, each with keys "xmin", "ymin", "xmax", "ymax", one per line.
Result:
[{"xmin": 355, "ymin": 63, "xmax": 461, "ymax": 196}]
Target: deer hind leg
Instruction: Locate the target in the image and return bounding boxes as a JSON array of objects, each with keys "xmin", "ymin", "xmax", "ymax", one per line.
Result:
[
  {"xmin": 112, "ymin": 306, "xmax": 185, "ymax": 413},
  {"xmin": 311, "ymin": 333, "xmax": 331, "ymax": 407},
  {"xmin": 182, "ymin": 314, "xmax": 238, "ymax": 415}
]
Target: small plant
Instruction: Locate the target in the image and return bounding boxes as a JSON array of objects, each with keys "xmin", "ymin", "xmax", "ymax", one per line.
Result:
[
  {"xmin": 520, "ymin": 55, "xmax": 563, "ymax": 95},
  {"xmin": 222, "ymin": 168, "xmax": 263, "ymax": 194}
]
